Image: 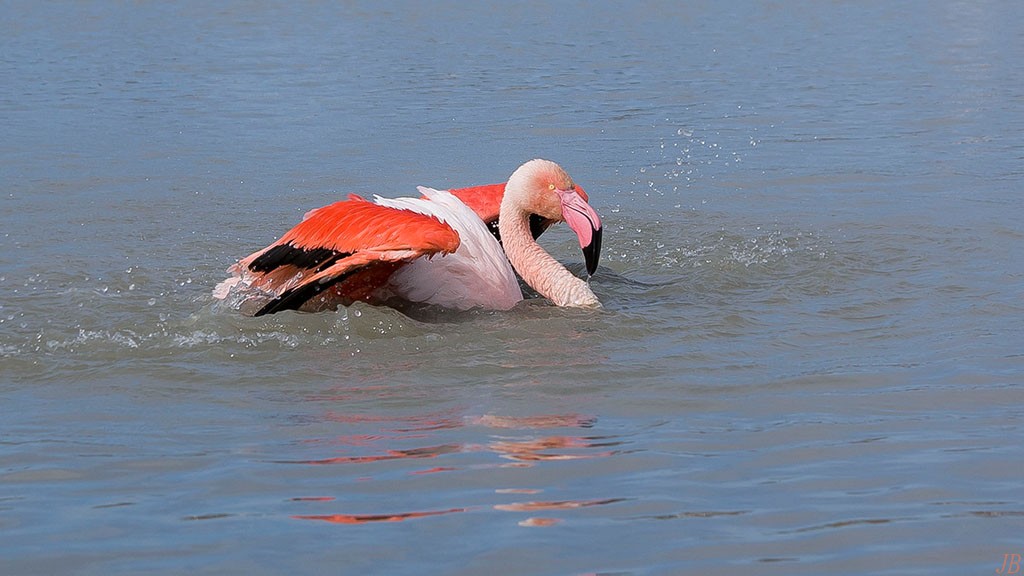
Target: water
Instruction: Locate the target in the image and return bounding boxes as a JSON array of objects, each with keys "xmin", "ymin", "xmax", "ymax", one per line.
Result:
[{"xmin": 2, "ymin": 1, "xmax": 1023, "ymax": 574}]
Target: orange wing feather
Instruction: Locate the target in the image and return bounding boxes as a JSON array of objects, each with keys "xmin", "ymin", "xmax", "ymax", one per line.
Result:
[
  {"xmin": 228, "ymin": 196, "xmax": 460, "ymax": 316},
  {"xmin": 273, "ymin": 196, "xmax": 459, "ymax": 256},
  {"xmin": 447, "ymin": 183, "xmax": 506, "ymax": 224}
]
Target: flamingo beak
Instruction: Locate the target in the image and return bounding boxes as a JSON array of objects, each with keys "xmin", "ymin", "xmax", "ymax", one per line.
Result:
[{"xmin": 556, "ymin": 188, "xmax": 602, "ymax": 276}]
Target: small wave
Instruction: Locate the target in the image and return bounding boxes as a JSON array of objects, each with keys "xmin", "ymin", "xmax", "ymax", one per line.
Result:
[
  {"xmin": 172, "ymin": 329, "xmax": 302, "ymax": 349},
  {"xmin": 45, "ymin": 329, "xmax": 141, "ymax": 352}
]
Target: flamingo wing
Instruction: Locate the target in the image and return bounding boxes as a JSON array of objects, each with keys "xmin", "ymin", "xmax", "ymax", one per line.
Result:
[
  {"xmin": 447, "ymin": 183, "xmax": 505, "ymax": 223},
  {"xmin": 224, "ymin": 195, "xmax": 460, "ymax": 316},
  {"xmin": 376, "ymin": 188, "xmax": 523, "ymax": 310}
]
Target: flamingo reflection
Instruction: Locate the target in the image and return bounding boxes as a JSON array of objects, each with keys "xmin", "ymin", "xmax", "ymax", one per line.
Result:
[{"xmin": 286, "ymin": 412, "xmax": 624, "ymax": 526}]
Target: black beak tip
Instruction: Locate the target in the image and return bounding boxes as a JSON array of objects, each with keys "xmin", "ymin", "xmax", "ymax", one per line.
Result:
[{"xmin": 583, "ymin": 225, "xmax": 602, "ymax": 277}]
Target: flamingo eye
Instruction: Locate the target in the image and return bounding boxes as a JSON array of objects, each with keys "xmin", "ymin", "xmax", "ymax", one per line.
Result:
[{"xmin": 548, "ymin": 183, "xmax": 556, "ymax": 191}]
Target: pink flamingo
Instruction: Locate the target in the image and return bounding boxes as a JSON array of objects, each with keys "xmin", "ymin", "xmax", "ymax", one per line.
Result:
[{"xmin": 214, "ymin": 159, "xmax": 603, "ymax": 315}]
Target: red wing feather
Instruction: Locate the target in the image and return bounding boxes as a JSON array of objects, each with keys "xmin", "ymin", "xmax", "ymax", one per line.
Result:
[
  {"xmin": 277, "ymin": 197, "xmax": 459, "ymax": 255},
  {"xmin": 230, "ymin": 197, "xmax": 460, "ymax": 316},
  {"xmin": 447, "ymin": 183, "xmax": 506, "ymax": 225}
]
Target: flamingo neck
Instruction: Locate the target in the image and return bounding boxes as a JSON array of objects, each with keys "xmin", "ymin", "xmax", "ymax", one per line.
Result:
[{"xmin": 499, "ymin": 206, "xmax": 600, "ymax": 308}]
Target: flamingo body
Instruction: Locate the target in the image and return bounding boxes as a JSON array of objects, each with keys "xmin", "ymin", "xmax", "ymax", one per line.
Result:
[
  {"xmin": 216, "ymin": 159, "xmax": 602, "ymax": 315},
  {"xmin": 373, "ymin": 187, "xmax": 522, "ymax": 310}
]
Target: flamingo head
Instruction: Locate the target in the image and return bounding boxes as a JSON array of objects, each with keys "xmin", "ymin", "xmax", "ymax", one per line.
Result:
[{"xmin": 506, "ymin": 159, "xmax": 603, "ymax": 276}]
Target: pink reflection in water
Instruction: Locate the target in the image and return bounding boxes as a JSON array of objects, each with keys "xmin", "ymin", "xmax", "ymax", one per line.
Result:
[
  {"xmin": 285, "ymin": 408, "xmax": 623, "ymax": 526},
  {"xmin": 494, "ymin": 498, "xmax": 625, "ymax": 512},
  {"xmin": 518, "ymin": 517, "xmax": 560, "ymax": 527},
  {"xmin": 295, "ymin": 507, "xmax": 466, "ymax": 524}
]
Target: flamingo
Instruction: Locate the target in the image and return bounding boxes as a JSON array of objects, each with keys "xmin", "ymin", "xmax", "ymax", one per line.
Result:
[{"xmin": 214, "ymin": 159, "xmax": 602, "ymax": 316}]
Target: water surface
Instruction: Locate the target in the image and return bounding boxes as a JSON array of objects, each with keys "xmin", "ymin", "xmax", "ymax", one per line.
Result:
[{"xmin": 2, "ymin": 2, "xmax": 1023, "ymax": 575}]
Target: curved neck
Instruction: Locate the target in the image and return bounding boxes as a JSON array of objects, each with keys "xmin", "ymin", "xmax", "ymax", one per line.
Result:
[{"xmin": 498, "ymin": 202, "xmax": 599, "ymax": 308}]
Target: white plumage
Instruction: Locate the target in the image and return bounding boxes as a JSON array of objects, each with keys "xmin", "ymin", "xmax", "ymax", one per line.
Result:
[{"xmin": 374, "ymin": 187, "xmax": 522, "ymax": 310}]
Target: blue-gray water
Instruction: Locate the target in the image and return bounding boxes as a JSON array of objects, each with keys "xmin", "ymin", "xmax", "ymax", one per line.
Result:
[{"xmin": 2, "ymin": 2, "xmax": 1023, "ymax": 574}]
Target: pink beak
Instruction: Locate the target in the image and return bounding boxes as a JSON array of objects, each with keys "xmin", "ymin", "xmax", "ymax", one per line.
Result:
[{"xmin": 556, "ymin": 188, "xmax": 602, "ymax": 276}]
